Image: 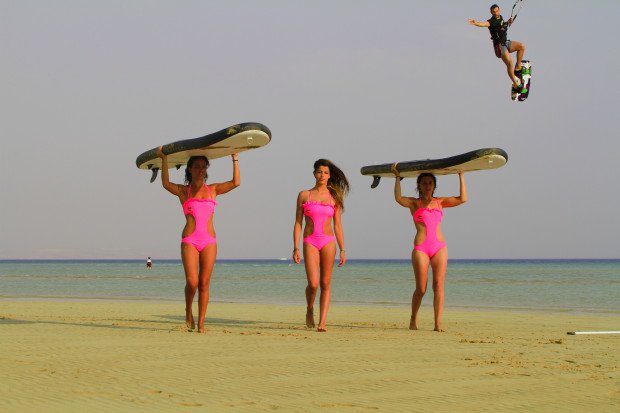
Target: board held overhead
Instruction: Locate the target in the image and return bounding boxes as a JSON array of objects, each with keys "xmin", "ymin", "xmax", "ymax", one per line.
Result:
[
  {"xmin": 136, "ymin": 122, "xmax": 271, "ymax": 182},
  {"xmin": 360, "ymin": 148, "xmax": 508, "ymax": 188}
]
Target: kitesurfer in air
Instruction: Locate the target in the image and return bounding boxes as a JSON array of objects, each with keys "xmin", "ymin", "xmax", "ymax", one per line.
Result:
[{"xmin": 468, "ymin": 3, "xmax": 527, "ymax": 92}]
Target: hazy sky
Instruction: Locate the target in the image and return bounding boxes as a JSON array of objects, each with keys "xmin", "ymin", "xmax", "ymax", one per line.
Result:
[{"xmin": 2, "ymin": 1, "xmax": 619, "ymax": 260}]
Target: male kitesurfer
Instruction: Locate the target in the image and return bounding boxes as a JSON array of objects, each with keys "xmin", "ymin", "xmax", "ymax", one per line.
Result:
[{"xmin": 468, "ymin": 4, "xmax": 527, "ymax": 92}]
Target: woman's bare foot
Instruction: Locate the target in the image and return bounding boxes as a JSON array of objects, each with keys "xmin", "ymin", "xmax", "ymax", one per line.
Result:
[
  {"xmin": 317, "ymin": 325, "xmax": 327, "ymax": 332},
  {"xmin": 434, "ymin": 326, "xmax": 445, "ymax": 332},
  {"xmin": 197, "ymin": 324, "xmax": 207, "ymax": 334},
  {"xmin": 409, "ymin": 315, "xmax": 418, "ymax": 330},
  {"xmin": 186, "ymin": 310, "xmax": 195, "ymax": 331},
  {"xmin": 306, "ymin": 308, "xmax": 315, "ymax": 328}
]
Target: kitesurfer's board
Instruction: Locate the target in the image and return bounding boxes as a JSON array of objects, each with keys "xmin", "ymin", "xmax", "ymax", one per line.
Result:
[
  {"xmin": 511, "ymin": 60, "xmax": 531, "ymax": 101},
  {"xmin": 360, "ymin": 148, "xmax": 508, "ymax": 188},
  {"xmin": 136, "ymin": 122, "xmax": 271, "ymax": 182}
]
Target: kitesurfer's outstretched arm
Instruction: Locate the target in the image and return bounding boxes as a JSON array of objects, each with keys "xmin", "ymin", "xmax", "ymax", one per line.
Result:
[{"xmin": 467, "ymin": 18, "xmax": 490, "ymax": 27}]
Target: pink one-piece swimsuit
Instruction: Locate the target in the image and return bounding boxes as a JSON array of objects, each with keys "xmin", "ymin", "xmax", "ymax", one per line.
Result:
[
  {"xmin": 181, "ymin": 185, "xmax": 217, "ymax": 252},
  {"xmin": 412, "ymin": 198, "xmax": 446, "ymax": 258},
  {"xmin": 303, "ymin": 190, "xmax": 336, "ymax": 251}
]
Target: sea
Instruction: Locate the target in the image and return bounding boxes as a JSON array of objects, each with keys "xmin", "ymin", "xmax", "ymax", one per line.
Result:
[{"xmin": 1, "ymin": 259, "xmax": 618, "ymax": 314}]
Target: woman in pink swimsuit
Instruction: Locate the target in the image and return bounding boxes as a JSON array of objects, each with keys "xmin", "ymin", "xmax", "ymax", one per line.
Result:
[
  {"xmin": 392, "ymin": 166, "xmax": 467, "ymax": 332},
  {"xmin": 293, "ymin": 159, "xmax": 349, "ymax": 332},
  {"xmin": 156, "ymin": 147, "xmax": 240, "ymax": 333}
]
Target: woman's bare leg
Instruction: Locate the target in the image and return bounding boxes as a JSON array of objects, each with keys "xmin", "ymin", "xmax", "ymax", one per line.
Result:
[
  {"xmin": 196, "ymin": 244, "xmax": 217, "ymax": 333},
  {"xmin": 303, "ymin": 244, "xmax": 320, "ymax": 328},
  {"xmin": 317, "ymin": 242, "xmax": 336, "ymax": 332},
  {"xmin": 411, "ymin": 250, "xmax": 429, "ymax": 330},
  {"xmin": 181, "ymin": 244, "xmax": 199, "ymax": 331},
  {"xmin": 430, "ymin": 247, "xmax": 448, "ymax": 332}
]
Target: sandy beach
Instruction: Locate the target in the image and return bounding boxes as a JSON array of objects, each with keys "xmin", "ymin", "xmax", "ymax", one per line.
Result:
[{"xmin": 1, "ymin": 299, "xmax": 617, "ymax": 412}]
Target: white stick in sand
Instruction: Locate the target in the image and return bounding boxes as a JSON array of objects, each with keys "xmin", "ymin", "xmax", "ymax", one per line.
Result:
[{"xmin": 566, "ymin": 331, "xmax": 620, "ymax": 335}]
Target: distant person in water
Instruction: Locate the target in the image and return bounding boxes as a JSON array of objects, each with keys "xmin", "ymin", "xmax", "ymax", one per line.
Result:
[
  {"xmin": 156, "ymin": 147, "xmax": 240, "ymax": 333},
  {"xmin": 146, "ymin": 257, "xmax": 152, "ymax": 269},
  {"xmin": 391, "ymin": 166, "xmax": 467, "ymax": 332},
  {"xmin": 293, "ymin": 159, "xmax": 349, "ymax": 332}
]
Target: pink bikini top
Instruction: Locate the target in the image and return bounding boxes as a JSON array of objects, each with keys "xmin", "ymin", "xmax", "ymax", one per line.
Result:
[
  {"xmin": 412, "ymin": 198, "xmax": 443, "ymax": 225},
  {"xmin": 303, "ymin": 190, "xmax": 335, "ymax": 221},
  {"xmin": 182, "ymin": 184, "xmax": 217, "ymax": 218}
]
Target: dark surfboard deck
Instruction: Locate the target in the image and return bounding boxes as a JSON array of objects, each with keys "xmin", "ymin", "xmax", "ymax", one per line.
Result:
[
  {"xmin": 136, "ymin": 122, "xmax": 271, "ymax": 182},
  {"xmin": 360, "ymin": 148, "xmax": 508, "ymax": 188}
]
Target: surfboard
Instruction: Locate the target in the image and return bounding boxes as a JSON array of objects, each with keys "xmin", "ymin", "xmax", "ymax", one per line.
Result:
[
  {"xmin": 511, "ymin": 60, "xmax": 531, "ymax": 101},
  {"xmin": 360, "ymin": 147, "xmax": 508, "ymax": 188},
  {"xmin": 136, "ymin": 122, "xmax": 271, "ymax": 182}
]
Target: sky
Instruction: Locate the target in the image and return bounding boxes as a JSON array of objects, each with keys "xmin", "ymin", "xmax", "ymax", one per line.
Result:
[{"xmin": 1, "ymin": 0, "xmax": 619, "ymax": 260}]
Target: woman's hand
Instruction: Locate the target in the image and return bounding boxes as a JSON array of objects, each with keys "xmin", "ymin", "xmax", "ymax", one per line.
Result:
[
  {"xmin": 292, "ymin": 248, "xmax": 301, "ymax": 264},
  {"xmin": 391, "ymin": 162, "xmax": 400, "ymax": 177},
  {"xmin": 155, "ymin": 146, "xmax": 165, "ymax": 159},
  {"xmin": 338, "ymin": 250, "xmax": 346, "ymax": 267}
]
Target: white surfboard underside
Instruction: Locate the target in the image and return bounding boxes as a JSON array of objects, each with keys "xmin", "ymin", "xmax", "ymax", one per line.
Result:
[
  {"xmin": 372, "ymin": 154, "xmax": 507, "ymax": 178},
  {"xmin": 138, "ymin": 130, "xmax": 270, "ymax": 170}
]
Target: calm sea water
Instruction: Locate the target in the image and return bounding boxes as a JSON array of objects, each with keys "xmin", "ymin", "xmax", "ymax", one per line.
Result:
[{"xmin": 1, "ymin": 260, "xmax": 618, "ymax": 313}]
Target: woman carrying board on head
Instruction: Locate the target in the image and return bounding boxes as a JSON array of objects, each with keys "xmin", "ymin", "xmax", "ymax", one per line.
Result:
[
  {"xmin": 391, "ymin": 167, "xmax": 467, "ymax": 332},
  {"xmin": 156, "ymin": 147, "xmax": 240, "ymax": 333}
]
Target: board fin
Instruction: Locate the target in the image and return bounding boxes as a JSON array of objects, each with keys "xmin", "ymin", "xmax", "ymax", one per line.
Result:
[
  {"xmin": 175, "ymin": 164, "xmax": 182, "ymax": 170},
  {"xmin": 150, "ymin": 168, "xmax": 159, "ymax": 183},
  {"xmin": 370, "ymin": 176, "xmax": 381, "ymax": 189}
]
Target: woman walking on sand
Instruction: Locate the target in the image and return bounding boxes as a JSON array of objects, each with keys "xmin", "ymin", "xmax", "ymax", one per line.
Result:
[
  {"xmin": 156, "ymin": 147, "xmax": 240, "ymax": 333},
  {"xmin": 391, "ymin": 166, "xmax": 467, "ymax": 332},
  {"xmin": 293, "ymin": 159, "xmax": 349, "ymax": 332}
]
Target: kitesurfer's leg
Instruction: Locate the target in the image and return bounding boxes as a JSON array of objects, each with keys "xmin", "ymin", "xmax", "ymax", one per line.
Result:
[
  {"xmin": 510, "ymin": 41, "xmax": 526, "ymax": 71},
  {"xmin": 501, "ymin": 48, "xmax": 519, "ymax": 88}
]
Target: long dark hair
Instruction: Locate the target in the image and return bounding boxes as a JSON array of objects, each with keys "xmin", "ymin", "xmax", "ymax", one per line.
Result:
[
  {"xmin": 416, "ymin": 172, "xmax": 437, "ymax": 197},
  {"xmin": 313, "ymin": 159, "xmax": 350, "ymax": 210},
  {"xmin": 184, "ymin": 155, "xmax": 210, "ymax": 184}
]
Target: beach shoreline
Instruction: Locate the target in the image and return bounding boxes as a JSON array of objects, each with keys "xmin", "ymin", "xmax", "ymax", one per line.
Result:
[
  {"xmin": 2, "ymin": 259, "xmax": 618, "ymax": 315},
  {"xmin": 1, "ymin": 299, "xmax": 617, "ymax": 412},
  {"xmin": 2, "ymin": 295, "xmax": 618, "ymax": 316}
]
